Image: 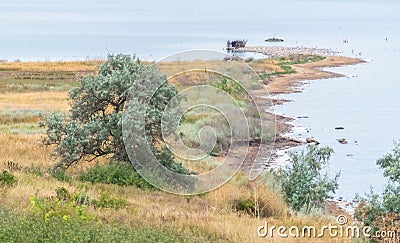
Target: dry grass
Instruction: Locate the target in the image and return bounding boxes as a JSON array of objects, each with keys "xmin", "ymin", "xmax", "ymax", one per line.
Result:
[
  {"xmin": 0, "ymin": 59, "xmax": 359, "ymax": 243},
  {"xmin": 0, "ymin": 91, "xmax": 69, "ymax": 113},
  {"xmin": 0, "ymin": 61, "xmax": 100, "ymax": 72},
  {"xmin": 0, "ymin": 133, "xmax": 53, "ymax": 168}
]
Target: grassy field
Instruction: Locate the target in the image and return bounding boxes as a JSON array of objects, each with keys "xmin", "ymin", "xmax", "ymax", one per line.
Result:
[{"xmin": 0, "ymin": 57, "xmax": 362, "ymax": 242}]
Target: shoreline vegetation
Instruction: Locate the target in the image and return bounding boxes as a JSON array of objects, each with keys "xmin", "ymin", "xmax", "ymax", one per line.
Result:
[{"xmin": 0, "ymin": 48, "xmax": 366, "ymax": 242}]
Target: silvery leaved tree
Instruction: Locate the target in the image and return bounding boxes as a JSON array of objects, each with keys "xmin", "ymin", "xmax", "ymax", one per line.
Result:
[{"xmin": 42, "ymin": 54, "xmax": 189, "ymax": 175}]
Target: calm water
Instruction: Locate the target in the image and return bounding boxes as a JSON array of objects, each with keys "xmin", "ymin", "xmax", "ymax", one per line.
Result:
[{"xmin": 1, "ymin": 0, "xmax": 399, "ymax": 198}]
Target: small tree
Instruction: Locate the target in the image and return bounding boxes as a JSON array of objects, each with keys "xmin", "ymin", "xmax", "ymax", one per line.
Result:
[
  {"xmin": 376, "ymin": 141, "xmax": 400, "ymax": 213},
  {"xmin": 275, "ymin": 146, "xmax": 340, "ymax": 213},
  {"xmin": 42, "ymin": 54, "xmax": 188, "ymax": 175},
  {"xmin": 354, "ymin": 142, "xmax": 400, "ymax": 237}
]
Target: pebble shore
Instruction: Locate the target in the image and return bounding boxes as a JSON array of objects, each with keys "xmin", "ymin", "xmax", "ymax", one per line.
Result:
[{"xmin": 237, "ymin": 46, "xmax": 341, "ymax": 57}]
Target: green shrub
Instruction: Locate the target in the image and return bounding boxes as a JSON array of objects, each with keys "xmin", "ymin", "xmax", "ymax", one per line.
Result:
[
  {"xmin": 50, "ymin": 169, "xmax": 71, "ymax": 182},
  {"xmin": 23, "ymin": 164, "xmax": 44, "ymax": 177},
  {"xmin": 277, "ymin": 55, "xmax": 326, "ymax": 65},
  {"xmin": 29, "ymin": 195, "xmax": 91, "ymax": 222},
  {"xmin": 71, "ymin": 192, "xmax": 91, "ymax": 206},
  {"xmin": 233, "ymin": 198, "xmax": 267, "ymax": 217},
  {"xmin": 55, "ymin": 187, "xmax": 70, "ymax": 201},
  {"xmin": 0, "ymin": 170, "xmax": 17, "ymax": 187},
  {"xmin": 78, "ymin": 162, "xmax": 154, "ymax": 189},
  {"xmin": 92, "ymin": 194, "xmax": 127, "ymax": 210},
  {"xmin": 377, "ymin": 141, "xmax": 400, "ymax": 213},
  {"xmin": 355, "ymin": 141, "xmax": 400, "ymax": 237},
  {"xmin": 274, "ymin": 146, "xmax": 340, "ymax": 214}
]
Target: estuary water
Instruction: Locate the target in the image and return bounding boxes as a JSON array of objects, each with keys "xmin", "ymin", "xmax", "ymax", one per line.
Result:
[{"xmin": 1, "ymin": 0, "xmax": 399, "ymax": 199}]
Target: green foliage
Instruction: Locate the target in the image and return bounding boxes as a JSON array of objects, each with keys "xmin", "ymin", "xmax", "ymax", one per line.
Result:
[
  {"xmin": 29, "ymin": 195, "xmax": 91, "ymax": 222},
  {"xmin": 23, "ymin": 164, "xmax": 44, "ymax": 177},
  {"xmin": 275, "ymin": 146, "xmax": 340, "ymax": 213},
  {"xmin": 50, "ymin": 168, "xmax": 71, "ymax": 182},
  {"xmin": 258, "ymin": 56, "xmax": 325, "ymax": 80},
  {"xmin": 71, "ymin": 191, "xmax": 91, "ymax": 206},
  {"xmin": 0, "ymin": 206, "xmax": 220, "ymax": 243},
  {"xmin": 42, "ymin": 54, "xmax": 187, "ymax": 176},
  {"xmin": 259, "ymin": 65, "xmax": 296, "ymax": 80},
  {"xmin": 211, "ymin": 76, "xmax": 247, "ymax": 100},
  {"xmin": 77, "ymin": 162, "xmax": 154, "ymax": 189},
  {"xmin": 0, "ymin": 170, "xmax": 17, "ymax": 187},
  {"xmin": 382, "ymin": 183, "xmax": 400, "ymax": 213},
  {"xmin": 55, "ymin": 187, "xmax": 70, "ymax": 201},
  {"xmin": 377, "ymin": 141, "xmax": 400, "ymax": 182},
  {"xmin": 233, "ymin": 198, "xmax": 269, "ymax": 218},
  {"xmin": 354, "ymin": 189, "xmax": 385, "ymax": 233},
  {"xmin": 233, "ymin": 198, "xmax": 256, "ymax": 214},
  {"xmin": 376, "ymin": 141, "xmax": 400, "ymax": 213},
  {"xmin": 277, "ymin": 55, "xmax": 326, "ymax": 65},
  {"xmin": 92, "ymin": 194, "xmax": 127, "ymax": 209},
  {"xmin": 354, "ymin": 142, "xmax": 400, "ymax": 237},
  {"xmin": 156, "ymin": 146, "xmax": 190, "ymax": 175}
]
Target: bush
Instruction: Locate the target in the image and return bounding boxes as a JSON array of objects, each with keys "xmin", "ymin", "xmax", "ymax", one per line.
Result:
[
  {"xmin": 29, "ymin": 195, "xmax": 91, "ymax": 222},
  {"xmin": 0, "ymin": 170, "xmax": 17, "ymax": 187},
  {"xmin": 355, "ymin": 141, "xmax": 400, "ymax": 238},
  {"xmin": 55, "ymin": 187, "xmax": 70, "ymax": 201},
  {"xmin": 78, "ymin": 162, "xmax": 154, "ymax": 189},
  {"xmin": 92, "ymin": 194, "xmax": 127, "ymax": 210},
  {"xmin": 23, "ymin": 164, "xmax": 44, "ymax": 177},
  {"xmin": 354, "ymin": 189, "xmax": 385, "ymax": 234},
  {"xmin": 50, "ymin": 169, "xmax": 71, "ymax": 182},
  {"xmin": 274, "ymin": 146, "xmax": 340, "ymax": 214},
  {"xmin": 233, "ymin": 198, "xmax": 268, "ymax": 217},
  {"xmin": 376, "ymin": 141, "xmax": 400, "ymax": 213}
]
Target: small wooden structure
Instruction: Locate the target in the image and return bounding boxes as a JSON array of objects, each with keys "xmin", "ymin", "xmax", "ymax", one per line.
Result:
[{"xmin": 226, "ymin": 39, "xmax": 247, "ymax": 50}]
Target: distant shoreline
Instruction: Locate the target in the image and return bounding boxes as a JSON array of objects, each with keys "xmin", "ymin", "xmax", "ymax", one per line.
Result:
[{"xmin": 237, "ymin": 45, "xmax": 342, "ymax": 58}]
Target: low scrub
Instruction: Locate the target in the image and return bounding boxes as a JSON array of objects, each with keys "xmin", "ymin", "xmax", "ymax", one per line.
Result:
[
  {"xmin": 0, "ymin": 206, "xmax": 216, "ymax": 243},
  {"xmin": 0, "ymin": 170, "xmax": 17, "ymax": 187},
  {"xmin": 92, "ymin": 194, "xmax": 127, "ymax": 210},
  {"xmin": 78, "ymin": 162, "xmax": 154, "ymax": 189}
]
